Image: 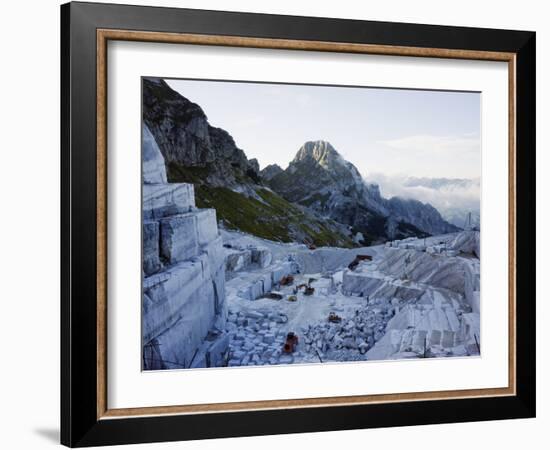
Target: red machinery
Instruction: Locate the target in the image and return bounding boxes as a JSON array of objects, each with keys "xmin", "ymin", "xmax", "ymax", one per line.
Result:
[
  {"xmin": 348, "ymin": 254, "xmax": 373, "ymax": 271},
  {"xmin": 283, "ymin": 332, "xmax": 299, "ymax": 353}
]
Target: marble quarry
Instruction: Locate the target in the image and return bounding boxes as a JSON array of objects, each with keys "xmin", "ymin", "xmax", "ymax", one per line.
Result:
[{"xmin": 140, "ymin": 126, "xmax": 481, "ymax": 369}]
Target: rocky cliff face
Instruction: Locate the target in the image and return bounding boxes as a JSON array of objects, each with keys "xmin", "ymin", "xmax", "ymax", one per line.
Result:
[
  {"xmin": 267, "ymin": 141, "xmax": 458, "ymax": 243},
  {"xmin": 143, "ymin": 77, "xmax": 260, "ymax": 190},
  {"xmin": 385, "ymin": 197, "xmax": 458, "ymax": 237},
  {"xmin": 143, "ymin": 79, "xmax": 355, "ymax": 248},
  {"xmin": 260, "ymin": 164, "xmax": 283, "ymax": 181}
]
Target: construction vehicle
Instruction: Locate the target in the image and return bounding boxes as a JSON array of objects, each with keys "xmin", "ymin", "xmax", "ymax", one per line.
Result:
[
  {"xmin": 347, "ymin": 254, "xmax": 373, "ymax": 271},
  {"xmin": 264, "ymin": 292, "xmax": 283, "ymax": 300},
  {"xmin": 304, "ymin": 286, "xmax": 315, "ymax": 296},
  {"xmin": 295, "ymin": 283, "xmax": 315, "ymax": 296},
  {"xmin": 283, "ymin": 332, "xmax": 299, "ymax": 353},
  {"xmin": 328, "ymin": 312, "xmax": 342, "ymax": 323},
  {"xmin": 303, "ymin": 238, "xmax": 317, "ymax": 250},
  {"xmin": 279, "ymin": 275, "xmax": 294, "ymax": 286}
]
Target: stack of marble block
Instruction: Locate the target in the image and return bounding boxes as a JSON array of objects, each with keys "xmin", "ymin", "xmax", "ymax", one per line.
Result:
[{"xmin": 141, "ymin": 125, "xmax": 228, "ymax": 370}]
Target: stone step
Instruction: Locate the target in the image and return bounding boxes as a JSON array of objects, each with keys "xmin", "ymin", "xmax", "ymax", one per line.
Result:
[
  {"xmin": 225, "ymin": 246, "xmax": 273, "ymax": 279},
  {"xmin": 397, "ymin": 328, "xmax": 456, "ymax": 352},
  {"xmin": 160, "ymin": 209, "xmax": 218, "ymax": 265},
  {"xmin": 342, "ymin": 270, "xmax": 424, "ymax": 301},
  {"xmin": 143, "ymin": 183, "xmax": 195, "ymax": 219},
  {"xmin": 143, "ymin": 220, "xmax": 161, "ymax": 276},
  {"xmin": 142, "ymin": 253, "xmax": 224, "ymax": 348},
  {"xmin": 226, "ymin": 261, "xmax": 294, "ymax": 301},
  {"xmin": 143, "ymin": 255, "xmax": 213, "ymax": 343},
  {"xmin": 143, "ymin": 124, "xmax": 168, "ymax": 184}
]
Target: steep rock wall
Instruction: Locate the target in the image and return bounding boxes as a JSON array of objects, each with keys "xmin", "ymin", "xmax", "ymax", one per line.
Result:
[{"xmin": 142, "ymin": 124, "xmax": 228, "ymax": 370}]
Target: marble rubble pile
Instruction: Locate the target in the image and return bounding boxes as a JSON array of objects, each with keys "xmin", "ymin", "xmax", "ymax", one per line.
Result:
[
  {"xmin": 300, "ymin": 298, "xmax": 395, "ymax": 359},
  {"xmin": 141, "ymin": 124, "xmax": 229, "ymax": 370},
  {"xmin": 225, "ymin": 309, "xmax": 294, "ymax": 366}
]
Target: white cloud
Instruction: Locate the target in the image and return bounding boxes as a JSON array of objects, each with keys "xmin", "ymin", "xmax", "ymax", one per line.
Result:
[{"xmin": 366, "ymin": 172, "xmax": 480, "ymax": 214}]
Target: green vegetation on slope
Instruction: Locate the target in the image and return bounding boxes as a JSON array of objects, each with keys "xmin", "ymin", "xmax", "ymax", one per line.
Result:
[
  {"xmin": 194, "ymin": 185, "xmax": 354, "ymax": 248},
  {"xmin": 167, "ymin": 161, "xmax": 355, "ymax": 247},
  {"xmin": 298, "ymin": 192, "xmax": 331, "ymax": 208},
  {"xmin": 167, "ymin": 162, "xmax": 212, "ymax": 184}
]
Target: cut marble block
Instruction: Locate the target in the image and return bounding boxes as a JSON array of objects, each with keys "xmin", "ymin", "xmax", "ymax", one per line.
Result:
[
  {"xmin": 449, "ymin": 230, "xmax": 480, "ymax": 258},
  {"xmin": 159, "ymin": 209, "xmax": 219, "ymax": 265},
  {"xmin": 444, "ymin": 308, "xmax": 461, "ymax": 332},
  {"xmin": 428, "ymin": 329, "xmax": 442, "ymax": 346},
  {"xmin": 202, "ymin": 235, "xmax": 226, "ymax": 276},
  {"xmin": 143, "ymin": 220, "xmax": 161, "ymax": 276},
  {"xmin": 374, "ymin": 248, "xmax": 469, "ymax": 294},
  {"xmin": 470, "ymin": 291, "xmax": 480, "ymax": 314},
  {"xmin": 142, "ymin": 254, "xmax": 217, "ymax": 352},
  {"xmin": 226, "ymin": 260, "xmax": 294, "ymax": 301},
  {"xmin": 250, "ymin": 247, "xmax": 272, "ymax": 268},
  {"xmin": 160, "ymin": 214, "xmax": 200, "ymax": 265},
  {"xmin": 190, "ymin": 333, "xmax": 230, "ymax": 369},
  {"xmin": 441, "ymin": 330, "xmax": 456, "ymax": 348},
  {"xmin": 271, "ymin": 261, "xmax": 293, "ymax": 284},
  {"xmin": 225, "ymin": 249, "xmax": 253, "ymax": 274},
  {"xmin": 195, "ymin": 208, "xmax": 218, "ymax": 245},
  {"xmin": 464, "ymin": 262, "xmax": 481, "ymax": 313},
  {"xmin": 460, "ymin": 313, "xmax": 481, "ymax": 345},
  {"xmin": 412, "ymin": 330, "xmax": 428, "ymax": 351},
  {"xmin": 240, "ymin": 273, "xmax": 272, "ymax": 301},
  {"xmin": 143, "ymin": 183, "xmax": 195, "ymax": 220},
  {"xmin": 142, "ymin": 124, "xmax": 168, "ymax": 184},
  {"xmin": 342, "ymin": 270, "xmax": 423, "ymax": 301}
]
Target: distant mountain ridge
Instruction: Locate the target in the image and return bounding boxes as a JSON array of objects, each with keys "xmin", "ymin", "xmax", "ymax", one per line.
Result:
[
  {"xmin": 368, "ymin": 174, "xmax": 480, "ymax": 229},
  {"xmin": 266, "ymin": 141, "xmax": 459, "ymax": 243}
]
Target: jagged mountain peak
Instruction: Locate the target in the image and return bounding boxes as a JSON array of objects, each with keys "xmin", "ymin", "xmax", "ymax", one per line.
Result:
[
  {"xmin": 260, "ymin": 163, "xmax": 284, "ymax": 181},
  {"xmin": 288, "ymin": 140, "xmax": 365, "ymax": 188},
  {"xmin": 292, "ymin": 140, "xmax": 344, "ymax": 169},
  {"xmin": 267, "ymin": 141, "xmax": 458, "ymax": 242}
]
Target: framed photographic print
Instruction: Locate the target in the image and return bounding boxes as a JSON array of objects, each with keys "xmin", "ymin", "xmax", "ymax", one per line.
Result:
[{"xmin": 61, "ymin": 1, "xmax": 536, "ymax": 447}]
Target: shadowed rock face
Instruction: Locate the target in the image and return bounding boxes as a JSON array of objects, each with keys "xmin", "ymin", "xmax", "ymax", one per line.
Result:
[
  {"xmin": 267, "ymin": 140, "xmax": 458, "ymax": 242},
  {"xmin": 260, "ymin": 163, "xmax": 283, "ymax": 181},
  {"xmin": 142, "ymin": 80, "xmax": 354, "ymax": 247},
  {"xmin": 142, "ymin": 77, "xmax": 259, "ymax": 188},
  {"xmin": 385, "ymin": 197, "xmax": 459, "ymax": 237}
]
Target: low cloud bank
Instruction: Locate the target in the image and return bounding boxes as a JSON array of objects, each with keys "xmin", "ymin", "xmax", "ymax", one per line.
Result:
[{"xmin": 366, "ymin": 173, "xmax": 480, "ymax": 228}]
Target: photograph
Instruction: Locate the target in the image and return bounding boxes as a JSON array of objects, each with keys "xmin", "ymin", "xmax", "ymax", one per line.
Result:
[{"xmin": 141, "ymin": 77, "xmax": 481, "ymax": 371}]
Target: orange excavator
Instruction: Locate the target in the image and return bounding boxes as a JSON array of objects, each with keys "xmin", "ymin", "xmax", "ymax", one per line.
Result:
[
  {"xmin": 280, "ymin": 275, "xmax": 294, "ymax": 286},
  {"xmin": 283, "ymin": 332, "xmax": 299, "ymax": 353}
]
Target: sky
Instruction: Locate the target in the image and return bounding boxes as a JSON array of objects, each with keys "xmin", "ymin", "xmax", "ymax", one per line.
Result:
[{"xmin": 166, "ymin": 79, "xmax": 481, "ymax": 181}]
